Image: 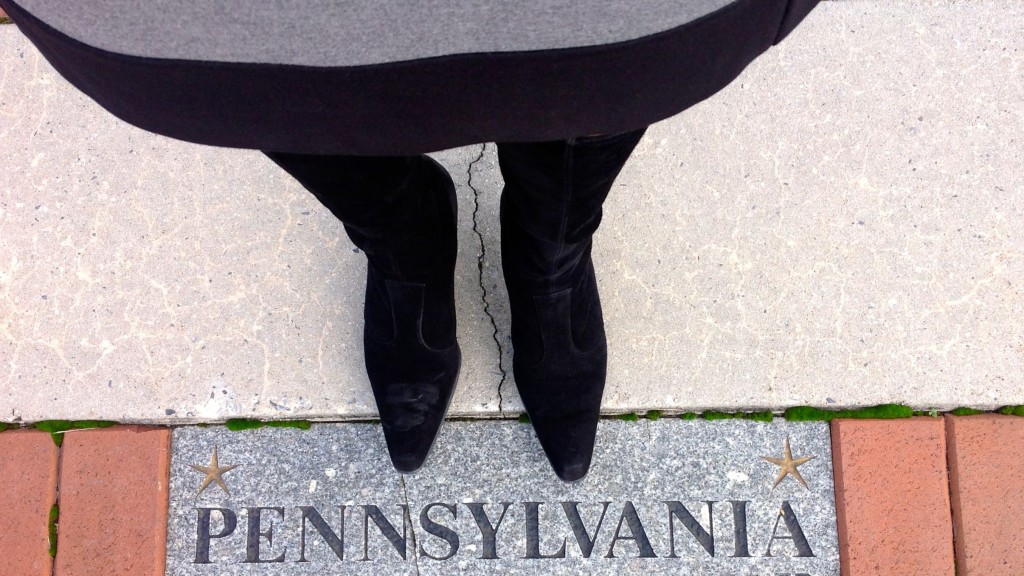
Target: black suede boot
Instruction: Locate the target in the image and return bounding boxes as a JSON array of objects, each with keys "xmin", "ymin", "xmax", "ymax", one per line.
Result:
[
  {"xmin": 496, "ymin": 128, "xmax": 646, "ymax": 482},
  {"xmin": 264, "ymin": 152, "xmax": 461, "ymax": 473}
]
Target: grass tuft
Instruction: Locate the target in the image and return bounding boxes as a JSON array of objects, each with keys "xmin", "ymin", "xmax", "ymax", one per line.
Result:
[
  {"xmin": 645, "ymin": 410, "xmax": 663, "ymax": 421},
  {"xmin": 618, "ymin": 413, "xmax": 640, "ymax": 422},
  {"xmin": 34, "ymin": 420, "xmax": 116, "ymax": 446}
]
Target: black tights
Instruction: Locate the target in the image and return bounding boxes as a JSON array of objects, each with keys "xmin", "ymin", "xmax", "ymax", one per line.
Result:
[{"xmin": 263, "ymin": 127, "xmax": 648, "ymax": 286}]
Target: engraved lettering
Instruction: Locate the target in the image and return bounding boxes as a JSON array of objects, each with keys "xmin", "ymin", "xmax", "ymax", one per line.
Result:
[
  {"xmin": 729, "ymin": 500, "xmax": 751, "ymax": 557},
  {"xmin": 524, "ymin": 502, "xmax": 567, "ymax": 559},
  {"xmin": 561, "ymin": 501, "xmax": 610, "ymax": 558},
  {"xmin": 360, "ymin": 505, "xmax": 411, "ymax": 561},
  {"xmin": 765, "ymin": 501, "xmax": 814, "ymax": 558},
  {"xmin": 419, "ymin": 503, "xmax": 459, "ymax": 561},
  {"xmin": 194, "ymin": 507, "xmax": 236, "ymax": 564},
  {"xmin": 464, "ymin": 502, "xmax": 512, "ymax": 560},
  {"xmin": 665, "ymin": 501, "xmax": 715, "ymax": 557},
  {"xmin": 297, "ymin": 505, "xmax": 346, "ymax": 562},
  {"xmin": 244, "ymin": 507, "xmax": 286, "ymax": 563},
  {"xmin": 605, "ymin": 502, "xmax": 657, "ymax": 558}
]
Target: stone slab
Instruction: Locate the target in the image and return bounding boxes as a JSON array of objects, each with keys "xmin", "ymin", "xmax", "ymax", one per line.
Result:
[
  {"xmin": 945, "ymin": 414, "xmax": 1024, "ymax": 575},
  {"xmin": 831, "ymin": 417, "xmax": 954, "ymax": 576},
  {"xmin": 166, "ymin": 419, "xmax": 838, "ymax": 574},
  {"xmin": 3, "ymin": 0, "xmax": 1024, "ymax": 423},
  {"xmin": 54, "ymin": 425, "xmax": 171, "ymax": 576},
  {"xmin": 0, "ymin": 429, "xmax": 58, "ymax": 576}
]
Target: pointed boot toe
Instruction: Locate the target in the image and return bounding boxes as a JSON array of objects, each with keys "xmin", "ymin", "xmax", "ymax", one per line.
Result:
[
  {"xmin": 510, "ymin": 262, "xmax": 606, "ymax": 483},
  {"xmin": 362, "ymin": 157, "xmax": 461, "ymax": 474}
]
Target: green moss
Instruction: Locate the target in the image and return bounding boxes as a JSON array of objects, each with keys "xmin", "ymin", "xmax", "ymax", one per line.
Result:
[
  {"xmin": 950, "ymin": 407, "xmax": 985, "ymax": 417},
  {"xmin": 34, "ymin": 420, "xmax": 116, "ymax": 446},
  {"xmin": 699, "ymin": 411, "xmax": 773, "ymax": 422},
  {"xmin": 225, "ymin": 418, "xmax": 263, "ymax": 431},
  {"xmin": 0, "ymin": 422, "xmax": 18, "ymax": 433},
  {"xmin": 226, "ymin": 419, "xmax": 313, "ymax": 431},
  {"xmin": 998, "ymin": 405, "xmax": 1024, "ymax": 417},
  {"xmin": 645, "ymin": 410, "xmax": 663, "ymax": 421},
  {"xmin": 911, "ymin": 409, "xmax": 940, "ymax": 418},
  {"xmin": 702, "ymin": 411, "xmax": 734, "ymax": 420},
  {"xmin": 784, "ymin": 404, "xmax": 913, "ymax": 422},
  {"xmin": 518, "ymin": 413, "xmax": 531, "ymax": 424},
  {"xmin": 618, "ymin": 413, "xmax": 640, "ymax": 422},
  {"xmin": 0, "ymin": 17, "xmax": 12, "ymax": 25},
  {"xmin": 48, "ymin": 504, "xmax": 59, "ymax": 557},
  {"xmin": 679, "ymin": 412, "xmax": 698, "ymax": 420},
  {"xmin": 744, "ymin": 411, "xmax": 774, "ymax": 423}
]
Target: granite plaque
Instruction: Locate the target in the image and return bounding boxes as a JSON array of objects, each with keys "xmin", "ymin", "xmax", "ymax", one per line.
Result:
[{"xmin": 166, "ymin": 419, "xmax": 839, "ymax": 575}]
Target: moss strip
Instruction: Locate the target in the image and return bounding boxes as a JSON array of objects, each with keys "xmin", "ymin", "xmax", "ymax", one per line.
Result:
[
  {"xmin": 784, "ymin": 404, "xmax": 913, "ymax": 422},
  {"xmin": 225, "ymin": 419, "xmax": 311, "ymax": 432},
  {"xmin": 998, "ymin": 405, "xmax": 1024, "ymax": 417},
  {"xmin": 48, "ymin": 504, "xmax": 59, "ymax": 557}
]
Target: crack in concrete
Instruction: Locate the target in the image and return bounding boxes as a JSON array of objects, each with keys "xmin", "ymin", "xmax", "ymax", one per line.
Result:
[{"xmin": 466, "ymin": 144, "xmax": 509, "ymax": 415}]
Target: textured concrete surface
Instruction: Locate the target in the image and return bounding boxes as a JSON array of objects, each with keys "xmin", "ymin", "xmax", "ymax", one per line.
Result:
[
  {"xmin": 2, "ymin": 1, "xmax": 1023, "ymax": 423},
  {"xmin": 0, "ymin": 429, "xmax": 57, "ymax": 576},
  {"xmin": 945, "ymin": 414, "xmax": 1024, "ymax": 576},
  {"xmin": 166, "ymin": 419, "xmax": 838, "ymax": 574},
  {"xmin": 831, "ymin": 418, "xmax": 954, "ymax": 576},
  {"xmin": 54, "ymin": 426, "xmax": 170, "ymax": 576}
]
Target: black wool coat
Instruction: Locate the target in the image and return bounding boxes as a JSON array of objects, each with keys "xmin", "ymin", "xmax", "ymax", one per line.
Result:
[{"xmin": 0, "ymin": 0, "xmax": 820, "ymax": 155}]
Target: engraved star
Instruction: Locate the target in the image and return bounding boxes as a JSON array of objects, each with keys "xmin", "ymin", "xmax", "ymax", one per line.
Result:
[
  {"xmin": 760, "ymin": 435, "xmax": 816, "ymax": 491},
  {"xmin": 189, "ymin": 446, "xmax": 239, "ymax": 497}
]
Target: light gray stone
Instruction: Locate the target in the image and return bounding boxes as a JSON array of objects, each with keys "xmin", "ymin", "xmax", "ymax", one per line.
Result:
[{"xmin": 166, "ymin": 419, "xmax": 838, "ymax": 574}]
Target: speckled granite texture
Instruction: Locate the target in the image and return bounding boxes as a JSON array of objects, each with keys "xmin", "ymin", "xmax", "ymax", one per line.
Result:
[{"xmin": 166, "ymin": 419, "xmax": 838, "ymax": 574}]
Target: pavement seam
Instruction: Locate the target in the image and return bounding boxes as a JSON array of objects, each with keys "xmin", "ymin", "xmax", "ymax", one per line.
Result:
[
  {"xmin": 465, "ymin": 143, "xmax": 509, "ymax": 414},
  {"xmin": 50, "ymin": 434, "xmax": 64, "ymax": 571},
  {"xmin": 942, "ymin": 415, "xmax": 963, "ymax": 575},
  {"xmin": 398, "ymin": 474, "xmax": 421, "ymax": 575}
]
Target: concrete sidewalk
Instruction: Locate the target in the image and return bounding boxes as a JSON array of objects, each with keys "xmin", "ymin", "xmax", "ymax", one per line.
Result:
[{"xmin": 2, "ymin": 2, "xmax": 1022, "ymax": 425}]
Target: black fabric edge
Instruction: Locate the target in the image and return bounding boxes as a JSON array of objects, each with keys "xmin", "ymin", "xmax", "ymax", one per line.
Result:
[{"xmin": 2, "ymin": 0, "xmax": 813, "ymax": 155}]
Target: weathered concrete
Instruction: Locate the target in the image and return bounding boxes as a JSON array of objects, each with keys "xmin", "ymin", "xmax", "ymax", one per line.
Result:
[{"xmin": 1, "ymin": 1, "xmax": 1022, "ymax": 423}]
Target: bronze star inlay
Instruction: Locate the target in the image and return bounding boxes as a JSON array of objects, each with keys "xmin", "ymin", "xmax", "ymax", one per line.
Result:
[
  {"xmin": 190, "ymin": 446, "xmax": 239, "ymax": 497},
  {"xmin": 760, "ymin": 435, "xmax": 816, "ymax": 491}
]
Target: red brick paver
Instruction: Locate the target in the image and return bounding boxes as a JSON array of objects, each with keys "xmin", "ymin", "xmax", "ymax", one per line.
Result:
[
  {"xmin": 53, "ymin": 425, "xmax": 170, "ymax": 576},
  {"xmin": 945, "ymin": 414, "xmax": 1024, "ymax": 575},
  {"xmin": 0, "ymin": 430, "xmax": 59, "ymax": 576},
  {"xmin": 831, "ymin": 417, "xmax": 954, "ymax": 576}
]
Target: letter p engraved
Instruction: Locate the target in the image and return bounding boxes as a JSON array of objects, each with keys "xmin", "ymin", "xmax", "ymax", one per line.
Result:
[{"xmin": 195, "ymin": 507, "xmax": 237, "ymax": 564}]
